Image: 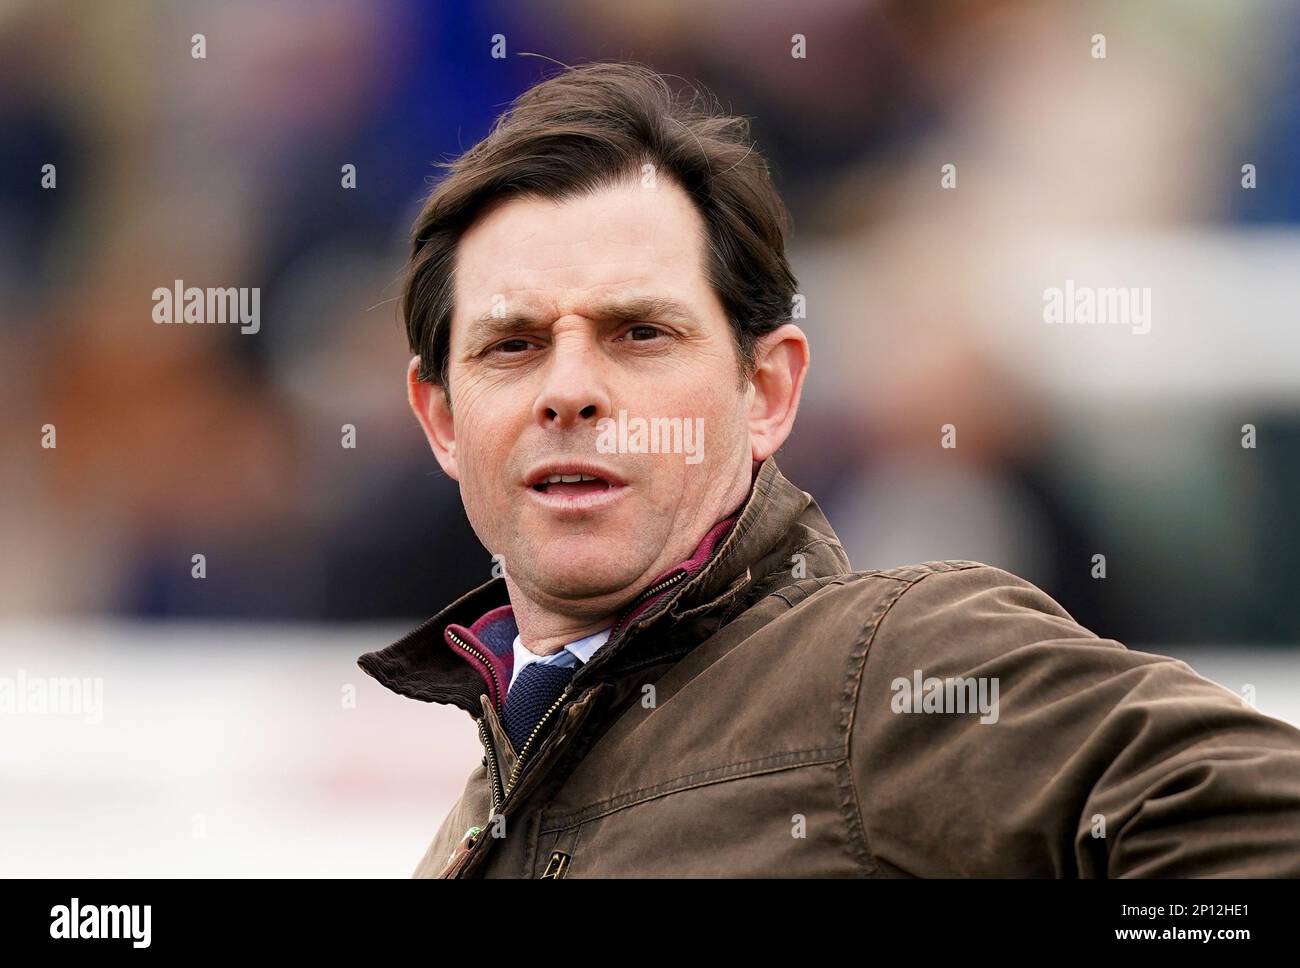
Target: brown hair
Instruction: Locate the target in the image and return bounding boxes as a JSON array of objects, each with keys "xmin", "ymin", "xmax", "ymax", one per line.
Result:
[{"xmin": 403, "ymin": 61, "xmax": 798, "ymax": 397}]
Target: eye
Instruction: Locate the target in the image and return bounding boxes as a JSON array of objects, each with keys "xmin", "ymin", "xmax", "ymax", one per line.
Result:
[
  {"xmin": 617, "ymin": 324, "xmax": 665, "ymax": 343},
  {"xmin": 489, "ymin": 337, "xmax": 536, "ymax": 355}
]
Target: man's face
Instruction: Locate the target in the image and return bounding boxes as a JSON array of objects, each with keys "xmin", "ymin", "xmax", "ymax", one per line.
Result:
[{"xmin": 431, "ymin": 176, "xmax": 755, "ymax": 616}]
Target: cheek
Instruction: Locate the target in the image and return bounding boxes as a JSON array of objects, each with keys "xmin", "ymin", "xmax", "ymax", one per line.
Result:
[
  {"xmin": 692, "ymin": 385, "xmax": 747, "ymax": 446},
  {"xmin": 452, "ymin": 388, "xmax": 512, "ymax": 471}
]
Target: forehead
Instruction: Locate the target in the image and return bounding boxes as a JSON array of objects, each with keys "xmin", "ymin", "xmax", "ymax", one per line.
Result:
[{"xmin": 451, "ymin": 177, "xmax": 716, "ymax": 332}]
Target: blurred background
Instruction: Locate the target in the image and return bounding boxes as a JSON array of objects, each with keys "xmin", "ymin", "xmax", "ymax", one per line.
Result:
[{"xmin": 2, "ymin": 0, "xmax": 1299, "ymax": 876}]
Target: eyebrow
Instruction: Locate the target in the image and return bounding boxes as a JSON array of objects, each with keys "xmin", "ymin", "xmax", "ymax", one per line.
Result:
[{"xmin": 467, "ymin": 294, "xmax": 700, "ymax": 343}]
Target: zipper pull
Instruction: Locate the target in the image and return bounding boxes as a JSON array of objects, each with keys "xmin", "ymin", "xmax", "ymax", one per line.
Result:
[
  {"xmin": 540, "ymin": 850, "xmax": 571, "ymax": 879},
  {"xmin": 438, "ymin": 825, "xmax": 483, "ymax": 879}
]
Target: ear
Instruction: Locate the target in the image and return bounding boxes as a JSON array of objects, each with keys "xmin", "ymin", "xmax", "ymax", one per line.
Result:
[
  {"xmin": 407, "ymin": 356, "xmax": 460, "ymax": 481},
  {"xmin": 747, "ymin": 323, "xmax": 810, "ymax": 462}
]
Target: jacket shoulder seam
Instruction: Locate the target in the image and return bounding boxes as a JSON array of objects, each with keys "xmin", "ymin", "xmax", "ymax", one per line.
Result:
[
  {"xmin": 838, "ymin": 568, "xmax": 961, "ymax": 874},
  {"xmin": 766, "ymin": 558, "xmax": 984, "ymax": 610},
  {"xmin": 740, "ymin": 535, "xmax": 851, "ymax": 606},
  {"xmin": 849, "ymin": 559, "xmax": 989, "ymax": 583}
]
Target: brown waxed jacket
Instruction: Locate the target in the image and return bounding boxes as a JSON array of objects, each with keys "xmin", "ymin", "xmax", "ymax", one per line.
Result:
[{"xmin": 358, "ymin": 456, "xmax": 1300, "ymax": 877}]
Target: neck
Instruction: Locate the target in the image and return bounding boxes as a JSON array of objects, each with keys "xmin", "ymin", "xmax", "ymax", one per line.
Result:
[{"xmin": 509, "ymin": 609, "xmax": 613, "ymax": 658}]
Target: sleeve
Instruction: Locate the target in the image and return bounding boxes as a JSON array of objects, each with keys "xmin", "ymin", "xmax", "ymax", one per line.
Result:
[{"xmin": 848, "ymin": 564, "xmax": 1300, "ymax": 877}]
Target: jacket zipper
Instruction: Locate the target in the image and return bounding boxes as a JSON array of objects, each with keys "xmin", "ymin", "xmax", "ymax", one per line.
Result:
[
  {"xmin": 446, "ymin": 629, "xmax": 504, "ymax": 709},
  {"xmin": 447, "ymin": 629, "xmax": 506, "ymax": 815},
  {"xmin": 475, "ymin": 715, "xmax": 504, "ymax": 816},
  {"xmin": 505, "ymin": 684, "xmax": 572, "ymax": 794},
  {"xmin": 506, "ymin": 567, "xmax": 688, "ymax": 795},
  {"xmin": 452, "ymin": 566, "xmax": 691, "ymax": 876},
  {"xmin": 611, "ymin": 569, "xmax": 686, "ymax": 637}
]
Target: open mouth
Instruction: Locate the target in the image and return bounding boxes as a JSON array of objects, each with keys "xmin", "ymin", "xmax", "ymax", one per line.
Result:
[{"xmin": 530, "ymin": 473, "xmax": 614, "ymax": 497}]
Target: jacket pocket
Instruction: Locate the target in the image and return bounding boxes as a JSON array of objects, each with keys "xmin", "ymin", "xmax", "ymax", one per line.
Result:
[
  {"xmin": 535, "ymin": 825, "xmax": 581, "ymax": 878},
  {"xmin": 537, "ymin": 758, "xmax": 858, "ymax": 877}
]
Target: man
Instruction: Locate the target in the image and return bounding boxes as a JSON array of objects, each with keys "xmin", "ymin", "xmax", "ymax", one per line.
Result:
[{"xmin": 358, "ymin": 62, "xmax": 1300, "ymax": 878}]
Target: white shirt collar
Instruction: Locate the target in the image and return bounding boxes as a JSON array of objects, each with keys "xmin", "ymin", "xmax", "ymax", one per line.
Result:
[{"xmin": 509, "ymin": 626, "xmax": 612, "ymax": 692}]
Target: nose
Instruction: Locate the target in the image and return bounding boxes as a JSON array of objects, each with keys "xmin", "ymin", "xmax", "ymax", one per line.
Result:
[{"xmin": 532, "ymin": 325, "xmax": 612, "ymax": 431}]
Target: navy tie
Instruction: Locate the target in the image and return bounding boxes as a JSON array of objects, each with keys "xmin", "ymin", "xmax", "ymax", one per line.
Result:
[{"xmin": 502, "ymin": 658, "xmax": 578, "ymax": 754}]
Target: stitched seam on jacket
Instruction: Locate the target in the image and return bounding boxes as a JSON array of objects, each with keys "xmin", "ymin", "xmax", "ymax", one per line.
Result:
[
  {"xmin": 772, "ymin": 574, "xmax": 851, "ymax": 609},
  {"xmin": 838, "ymin": 565, "xmax": 987, "ymax": 876},
  {"xmin": 540, "ymin": 745, "xmax": 842, "ymax": 832},
  {"xmin": 790, "ymin": 536, "xmax": 851, "ymax": 572},
  {"xmin": 744, "ymin": 536, "xmax": 847, "ymax": 605},
  {"xmin": 837, "ymin": 573, "xmax": 923, "ymax": 876}
]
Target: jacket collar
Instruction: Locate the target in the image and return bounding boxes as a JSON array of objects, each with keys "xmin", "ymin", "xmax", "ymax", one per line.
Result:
[{"xmin": 356, "ymin": 456, "xmax": 839, "ymax": 716}]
